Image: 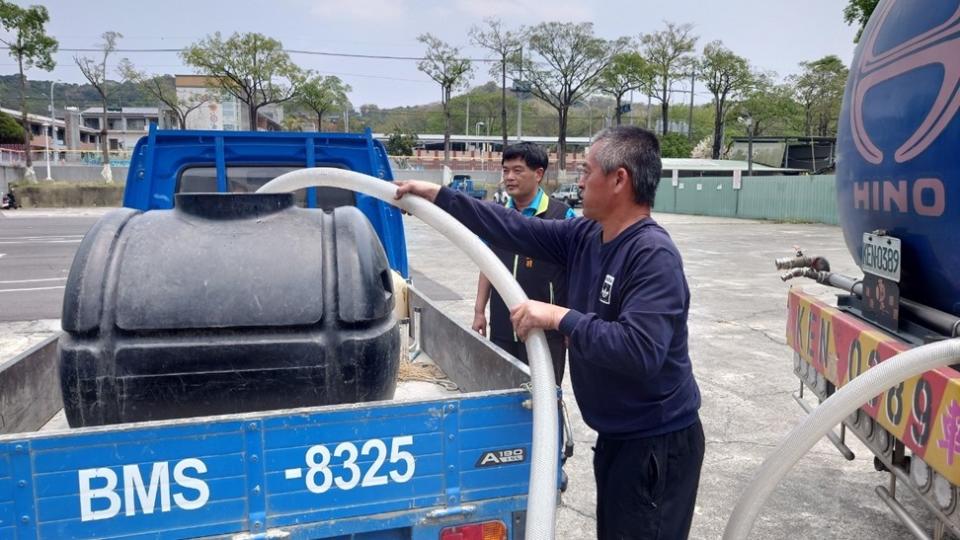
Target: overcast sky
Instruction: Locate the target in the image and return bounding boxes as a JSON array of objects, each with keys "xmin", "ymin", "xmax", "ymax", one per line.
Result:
[{"xmin": 8, "ymin": 0, "xmax": 859, "ymax": 108}]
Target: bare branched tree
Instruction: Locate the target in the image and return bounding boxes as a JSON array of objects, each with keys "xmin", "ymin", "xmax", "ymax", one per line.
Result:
[
  {"xmin": 525, "ymin": 22, "xmax": 623, "ymax": 170},
  {"xmin": 119, "ymin": 60, "xmax": 209, "ymax": 129},
  {"xmin": 470, "ymin": 18, "xmax": 525, "ymax": 149},
  {"xmin": 75, "ymin": 31, "xmax": 121, "ymax": 182},
  {"xmin": 640, "ymin": 22, "xmax": 697, "ymax": 135},
  {"xmin": 416, "ymin": 34, "xmax": 473, "ymax": 163}
]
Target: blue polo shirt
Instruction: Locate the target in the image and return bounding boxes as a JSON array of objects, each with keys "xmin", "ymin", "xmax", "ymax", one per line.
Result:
[{"xmin": 506, "ymin": 188, "xmax": 577, "ymax": 219}]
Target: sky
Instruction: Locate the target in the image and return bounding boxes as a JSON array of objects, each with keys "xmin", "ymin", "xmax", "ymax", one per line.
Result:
[{"xmin": 5, "ymin": 0, "xmax": 860, "ymax": 109}]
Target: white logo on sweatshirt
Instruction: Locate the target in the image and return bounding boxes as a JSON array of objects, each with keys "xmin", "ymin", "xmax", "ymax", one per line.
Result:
[{"xmin": 600, "ymin": 274, "xmax": 615, "ymax": 305}]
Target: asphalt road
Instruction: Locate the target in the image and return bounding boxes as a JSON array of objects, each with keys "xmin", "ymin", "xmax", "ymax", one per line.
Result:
[{"xmin": 0, "ymin": 212, "xmax": 103, "ymax": 322}]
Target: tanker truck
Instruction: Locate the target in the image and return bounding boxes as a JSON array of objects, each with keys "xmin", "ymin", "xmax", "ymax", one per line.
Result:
[{"xmin": 773, "ymin": 1, "xmax": 960, "ymax": 538}]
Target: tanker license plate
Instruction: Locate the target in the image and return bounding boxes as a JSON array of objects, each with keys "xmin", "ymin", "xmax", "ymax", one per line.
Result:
[{"xmin": 862, "ymin": 233, "xmax": 901, "ymax": 282}]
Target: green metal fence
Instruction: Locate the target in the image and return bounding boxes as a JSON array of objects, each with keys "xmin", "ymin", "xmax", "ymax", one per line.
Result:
[{"xmin": 653, "ymin": 174, "xmax": 838, "ymax": 225}]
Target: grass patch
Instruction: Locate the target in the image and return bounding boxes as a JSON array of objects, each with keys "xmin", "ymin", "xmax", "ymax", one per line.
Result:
[{"xmin": 10, "ymin": 181, "xmax": 125, "ymax": 208}]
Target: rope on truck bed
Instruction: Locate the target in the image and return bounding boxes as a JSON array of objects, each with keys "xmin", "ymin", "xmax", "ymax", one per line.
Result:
[{"xmin": 397, "ymin": 360, "xmax": 459, "ymax": 392}]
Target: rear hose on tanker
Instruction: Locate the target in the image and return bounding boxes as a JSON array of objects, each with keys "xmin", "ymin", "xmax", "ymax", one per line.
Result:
[{"xmin": 723, "ymin": 338, "xmax": 960, "ymax": 540}]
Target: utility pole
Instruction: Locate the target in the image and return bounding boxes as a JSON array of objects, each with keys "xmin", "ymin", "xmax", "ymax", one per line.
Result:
[
  {"xmin": 516, "ymin": 46, "xmax": 523, "ymax": 141},
  {"xmin": 465, "ymin": 97, "xmax": 470, "ymax": 136},
  {"xmin": 688, "ymin": 68, "xmax": 696, "ymax": 141},
  {"xmin": 47, "ymin": 80, "xmax": 57, "ymax": 180},
  {"xmin": 500, "ymin": 46, "xmax": 508, "ymax": 151},
  {"xmin": 646, "ymin": 94, "xmax": 652, "ymax": 130}
]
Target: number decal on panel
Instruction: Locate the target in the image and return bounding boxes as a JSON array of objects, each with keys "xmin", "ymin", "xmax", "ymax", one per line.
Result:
[
  {"xmin": 911, "ymin": 379, "xmax": 934, "ymax": 447},
  {"xmin": 288, "ymin": 437, "xmax": 416, "ymax": 494},
  {"xmin": 886, "ymin": 382, "xmax": 905, "ymax": 426}
]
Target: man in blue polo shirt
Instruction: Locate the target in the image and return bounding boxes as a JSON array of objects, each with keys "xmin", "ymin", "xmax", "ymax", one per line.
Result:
[
  {"xmin": 396, "ymin": 126, "xmax": 703, "ymax": 539},
  {"xmin": 473, "ymin": 142, "xmax": 574, "ymax": 382}
]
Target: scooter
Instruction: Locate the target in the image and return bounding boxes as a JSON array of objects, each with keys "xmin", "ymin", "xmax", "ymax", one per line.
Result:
[{"xmin": 1, "ymin": 190, "xmax": 19, "ymax": 210}]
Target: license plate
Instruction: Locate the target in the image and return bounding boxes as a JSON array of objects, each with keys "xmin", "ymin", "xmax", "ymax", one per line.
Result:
[{"xmin": 861, "ymin": 233, "xmax": 901, "ymax": 282}]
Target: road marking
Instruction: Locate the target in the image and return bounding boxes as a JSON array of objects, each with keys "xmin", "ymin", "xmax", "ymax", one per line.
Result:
[
  {"xmin": 0, "ymin": 285, "xmax": 65, "ymax": 293},
  {"xmin": 0, "ymin": 240, "xmax": 82, "ymax": 245},
  {"xmin": 0, "ymin": 277, "xmax": 67, "ymax": 284},
  {"xmin": 0, "ymin": 235, "xmax": 84, "ymax": 240}
]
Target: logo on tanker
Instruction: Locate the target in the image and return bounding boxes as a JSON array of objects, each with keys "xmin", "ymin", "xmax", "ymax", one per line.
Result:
[{"xmin": 851, "ymin": 0, "xmax": 960, "ymax": 165}]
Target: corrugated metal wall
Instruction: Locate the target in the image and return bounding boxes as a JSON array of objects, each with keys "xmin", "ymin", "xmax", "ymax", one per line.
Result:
[{"xmin": 653, "ymin": 175, "xmax": 838, "ymax": 225}]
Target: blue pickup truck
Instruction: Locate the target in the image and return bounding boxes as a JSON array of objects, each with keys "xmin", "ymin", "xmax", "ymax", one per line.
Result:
[
  {"xmin": 449, "ymin": 175, "xmax": 487, "ymax": 200},
  {"xmin": 0, "ymin": 126, "xmax": 566, "ymax": 539}
]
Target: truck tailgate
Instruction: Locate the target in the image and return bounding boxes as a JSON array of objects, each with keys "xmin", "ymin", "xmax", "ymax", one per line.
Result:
[{"xmin": 0, "ymin": 392, "xmax": 533, "ymax": 539}]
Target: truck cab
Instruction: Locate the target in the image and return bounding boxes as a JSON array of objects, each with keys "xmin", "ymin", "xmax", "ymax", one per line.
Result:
[{"xmin": 123, "ymin": 125, "xmax": 409, "ymax": 276}]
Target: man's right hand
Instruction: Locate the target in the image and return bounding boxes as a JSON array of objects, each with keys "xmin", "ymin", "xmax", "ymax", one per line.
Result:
[
  {"xmin": 394, "ymin": 180, "xmax": 441, "ymax": 203},
  {"xmin": 472, "ymin": 311, "xmax": 487, "ymax": 337}
]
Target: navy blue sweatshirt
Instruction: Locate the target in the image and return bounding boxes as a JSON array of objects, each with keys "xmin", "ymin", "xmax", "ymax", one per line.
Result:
[{"xmin": 436, "ymin": 187, "xmax": 700, "ymax": 437}]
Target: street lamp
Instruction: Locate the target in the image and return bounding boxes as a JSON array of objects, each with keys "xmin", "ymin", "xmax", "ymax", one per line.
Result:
[
  {"xmin": 47, "ymin": 80, "xmax": 60, "ymax": 181},
  {"xmin": 43, "ymin": 122, "xmax": 51, "ymax": 180}
]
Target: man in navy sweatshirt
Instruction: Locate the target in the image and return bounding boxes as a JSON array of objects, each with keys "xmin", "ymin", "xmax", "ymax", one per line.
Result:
[{"xmin": 396, "ymin": 126, "xmax": 703, "ymax": 539}]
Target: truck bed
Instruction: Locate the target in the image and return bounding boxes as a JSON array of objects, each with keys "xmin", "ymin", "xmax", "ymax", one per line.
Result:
[{"xmin": 0, "ymin": 286, "xmax": 540, "ymax": 539}]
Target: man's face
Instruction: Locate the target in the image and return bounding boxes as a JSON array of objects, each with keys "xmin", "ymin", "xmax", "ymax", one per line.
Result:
[
  {"xmin": 501, "ymin": 158, "xmax": 543, "ymax": 200},
  {"xmin": 578, "ymin": 144, "xmax": 614, "ymax": 220}
]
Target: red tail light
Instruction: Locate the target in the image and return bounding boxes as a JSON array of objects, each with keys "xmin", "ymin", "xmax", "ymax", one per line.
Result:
[{"xmin": 439, "ymin": 520, "xmax": 507, "ymax": 540}]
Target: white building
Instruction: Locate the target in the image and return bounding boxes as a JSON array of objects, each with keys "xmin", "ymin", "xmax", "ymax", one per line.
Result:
[
  {"xmin": 81, "ymin": 107, "xmax": 160, "ymax": 151},
  {"xmin": 1, "ymin": 106, "xmax": 101, "ymax": 161},
  {"xmin": 175, "ymin": 75, "xmax": 282, "ymax": 132}
]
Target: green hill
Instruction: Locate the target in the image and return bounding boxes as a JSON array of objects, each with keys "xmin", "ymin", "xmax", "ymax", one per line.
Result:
[{"xmin": 0, "ymin": 75, "xmax": 159, "ymax": 116}]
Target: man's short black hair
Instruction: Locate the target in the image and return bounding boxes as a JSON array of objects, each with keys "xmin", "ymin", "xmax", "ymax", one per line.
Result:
[
  {"xmin": 502, "ymin": 142, "xmax": 549, "ymax": 171},
  {"xmin": 590, "ymin": 126, "xmax": 662, "ymax": 206}
]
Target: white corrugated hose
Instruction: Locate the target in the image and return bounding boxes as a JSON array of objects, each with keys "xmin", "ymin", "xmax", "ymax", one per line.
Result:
[{"xmin": 258, "ymin": 168, "xmax": 559, "ymax": 540}]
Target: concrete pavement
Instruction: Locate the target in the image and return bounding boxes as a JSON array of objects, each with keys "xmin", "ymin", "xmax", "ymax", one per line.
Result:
[
  {"xmin": 404, "ymin": 211, "xmax": 935, "ymax": 539},
  {"xmin": 0, "ymin": 207, "xmax": 943, "ymax": 538}
]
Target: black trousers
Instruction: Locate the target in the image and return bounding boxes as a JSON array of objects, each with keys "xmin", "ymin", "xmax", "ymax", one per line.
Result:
[
  {"xmin": 592, "ymin": 419, "xmax": 705, "ymax": 540},
  {"xmin": 491, "ymin": 334, "xmax": 566, "ymax": 383}
]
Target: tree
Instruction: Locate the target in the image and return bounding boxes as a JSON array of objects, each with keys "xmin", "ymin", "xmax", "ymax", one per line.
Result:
[
  {"xmin": 791, "ymin": 55, "xmax": 849, "ymax": 137},
  {"xmin": 525, "ymin": 22, "xmax": 622, "ymax": 170},
  {"xmin": 118, "ymin": 61, "xmax": 208, "ymax": 129},
  {"xmin": 735, "ymin": 71, "xmax": 802, "ymax": 137},
  {"xmin": 182, "ymin": 32, "xmax": 304, "ymax": 132},
  {"xmin": 296, "ymin": 74, "xmax": 351, "ymax": 131},
  {"xmin": 0, "ymin": 2, "xmax": 57, "ymax": 179},
  {"xmin": 700, "ymin": 41, "xmax": 754, "ymax": 159},
  {"xmin": 75, "ymin": 31, "xmax": 121, "ymax": 182},
  {"xmin": 416, "ymin": 34, "xmax": 472, "ymax": 162},
  {"xmin": 597, "ymin": 51, "xmax": 651, "ymax": 126},
  {"xmin": 281, "ymin": 114, "xmax": 309, "ymax": 132},
  {"xmin": 640, "ymin": 22, "xmax": 697, "ymax": 136},
  {"xmin": 659, "ymin": 132, "xmax": 693, "ymax": 158},
  {"xmin": 0, "ymin": 109, "xmax": 25, "ymax": 143},
  {"xmin": 470, "ymin": 18, "xmax": 525, "ymax": 150},
  {"xmin": 385, "ymin": 125, "xmax": 418, "ymax": 156},
  {"xmin": 844, "ymin": 0, "xmax": 880, "ymax": 42}
]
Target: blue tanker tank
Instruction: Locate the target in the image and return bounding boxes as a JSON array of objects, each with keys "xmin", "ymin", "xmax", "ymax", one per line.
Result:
[{"xmin": 837, "ymin": 0, "xmax": 960, "ymax": 316}]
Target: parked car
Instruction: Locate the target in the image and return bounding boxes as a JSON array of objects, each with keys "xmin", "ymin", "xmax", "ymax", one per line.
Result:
[{"xmin": 551, "ymin": 183, "xmax": 581, "ymax": 207}]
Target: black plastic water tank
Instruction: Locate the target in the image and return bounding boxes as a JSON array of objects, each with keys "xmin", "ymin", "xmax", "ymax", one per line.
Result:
[{"xmin": 59, "ymin": 193, "xmax": 399, "ymax": 427}]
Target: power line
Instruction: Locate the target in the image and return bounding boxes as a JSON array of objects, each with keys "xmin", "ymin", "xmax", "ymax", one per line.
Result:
[{"xmin": 0, "ymin": 46, "xmax": 495, "ymax": 63}]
